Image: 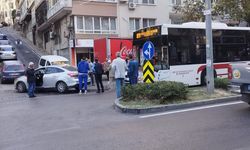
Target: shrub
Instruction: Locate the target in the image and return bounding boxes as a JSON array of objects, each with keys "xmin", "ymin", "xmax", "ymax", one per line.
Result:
[
  {"xmin": 214, "ymin": 78, "xmax": 229, "ymax": 90},
  {"xmin": 122, "ymin": 81, "xmax": 188, "ymax": 104}
]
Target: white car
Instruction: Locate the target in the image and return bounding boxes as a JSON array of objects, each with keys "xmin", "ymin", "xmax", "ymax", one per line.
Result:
[
  {"xmin": 39, "ymin": 55, "xmax": 69, "ymax": 68},
  {"xmin": 15, "ymin": 65, "xmax": 91, "ymax": 93},
  {"xmin": 0, "ymin": 45, "xmax": 16, "ymax": 60}
]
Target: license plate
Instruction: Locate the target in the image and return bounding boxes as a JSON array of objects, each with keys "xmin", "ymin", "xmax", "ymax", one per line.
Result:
[{"xmin": 10, "ymin": 73, "xmax": 19, "ymax": 76}]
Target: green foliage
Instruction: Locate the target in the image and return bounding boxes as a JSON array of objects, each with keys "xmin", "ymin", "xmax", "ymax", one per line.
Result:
[
  {"xmin": 214, "ymin": 78, "xmax": 229, "ymax": 90},
  {"xmin": 213, "ymin": 0, "xmax": 243, "ymax": 22},
  {"xmin": 174, "ymin": 0, "xmax": 205, "ymax": 22},
  {"xmin": 122, "ymin": 81, "xmax": 188, "ymax": 104}
]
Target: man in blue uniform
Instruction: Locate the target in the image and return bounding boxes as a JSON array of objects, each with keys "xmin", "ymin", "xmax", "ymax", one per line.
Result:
[
  {"xmin": 78, "ymin": 58, "xmax": 89, "ymax": 94},
  {"xmin": 128, "ymin": 54, "xmax": 139, "ymax": 85}
]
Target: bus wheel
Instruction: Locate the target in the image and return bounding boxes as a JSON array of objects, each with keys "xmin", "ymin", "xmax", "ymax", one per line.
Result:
[{"xmin": 201, "ymin": 70, "xmax": 217, "ymax": 86}]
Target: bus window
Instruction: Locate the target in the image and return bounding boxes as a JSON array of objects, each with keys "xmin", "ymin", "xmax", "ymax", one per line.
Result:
[{"xmin": 153, "ymin": 47, "xmax": 169, "ymax": 71}]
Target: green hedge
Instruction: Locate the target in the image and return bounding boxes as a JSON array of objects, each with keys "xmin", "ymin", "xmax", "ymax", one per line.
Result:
[
  {"xmin": 214, "ymin": 78, "xmax": 229, "ymax": 90},
  {"xmin": 122, "ymin": 81, "xmax": 188, "ymax": 104}
]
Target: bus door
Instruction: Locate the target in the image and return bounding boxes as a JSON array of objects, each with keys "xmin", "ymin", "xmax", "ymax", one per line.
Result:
[{"xmin": 155, "ymin": 46, "xmax": 170, "ymax": 81}]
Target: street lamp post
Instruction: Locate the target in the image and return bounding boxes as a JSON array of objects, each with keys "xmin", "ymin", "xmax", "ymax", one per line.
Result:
[{"xmin": 205, "ymin": 0, "xmax": 214, "ymax": 94}]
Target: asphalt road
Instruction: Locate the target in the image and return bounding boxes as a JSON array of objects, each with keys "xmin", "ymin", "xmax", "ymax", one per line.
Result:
[
  {"xmin": 0, "ymin": 27, "xmax": 40, "ymax": 67},
  {"xmin": 1, "ymin": 27, "xmax": 250, "ymax": 150},
  {"xmin": 0, "ymin": 84, "xmax": 250, "ymax": 150}
]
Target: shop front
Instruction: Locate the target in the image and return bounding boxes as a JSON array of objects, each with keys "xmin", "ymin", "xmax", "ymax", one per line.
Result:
[{"xmin": 70, "ymin": 39, "xmax": 94, "ymax": 66}]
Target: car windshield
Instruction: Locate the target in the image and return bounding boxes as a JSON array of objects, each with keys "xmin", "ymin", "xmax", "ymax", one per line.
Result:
[
  {"xmin": 0, "ymin": 35, "xmax": 7, "ymax": 40},
  {"xmin": 1, "ymin": 47, "xmax": 13, "ymax": 51},
  {"xmin": 51, "ymin": 61, "xmax": 69, "ymax": 66},
  {"xmin": 62, "ymin": 66, "xmax": 77, "ymax": 71},
  {"xmin": 4, "ymin": 65, "xmax": 24, "ymax": 71}
]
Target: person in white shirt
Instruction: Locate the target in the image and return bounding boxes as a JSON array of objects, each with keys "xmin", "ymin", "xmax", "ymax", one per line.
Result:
[{"xmin": 112, "ymin": 52, "xmax": 128, "ymax": 98}]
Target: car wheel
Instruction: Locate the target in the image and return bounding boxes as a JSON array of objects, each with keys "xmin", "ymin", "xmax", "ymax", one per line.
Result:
[
  {"xmin": 16, "ymin": 82, "xmax": 26, "ymax": 93},
  {"xmin": 0, "ymin": 78, "xmax": 4, "ymax": 84},
  {"xmin": 56, "ymin": 81, "xmax": 68, "ymax": 93},
  {"xmin": 75, "ymin": 86, "xmax": 79, "ymax": 92}
]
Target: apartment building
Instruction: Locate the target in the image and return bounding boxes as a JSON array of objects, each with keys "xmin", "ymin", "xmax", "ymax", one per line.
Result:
[
  {"xmin": 18, "ymin": 0, "xmax": 171, "ymax": 65},
  {"xmin": 19, "ymin": 0, "xmax": 35, "ymax": 43},
  {"xmin": 0, "ymin": 0, "xmax": 16, "ymax": 24}
]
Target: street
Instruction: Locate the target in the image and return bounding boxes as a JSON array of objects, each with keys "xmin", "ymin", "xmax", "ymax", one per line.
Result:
[
  {"xmin": 0, "ymin": 81, "xmax": 250, "ymax": 150},
  {"xmin": 0, "ymin": 27, "xmax": 250, "ymax": 150},
  {"xmin": 0, "ymin": 27, "xmax": 40, "ymax": 67}
]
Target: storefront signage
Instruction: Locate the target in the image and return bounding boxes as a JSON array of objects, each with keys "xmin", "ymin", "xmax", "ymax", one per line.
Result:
[
  {"xmin": 135, "ymin": 26, "xmax": 161, "ymax": 40},
  {"xmin": 71, "ymin": 39, "xmax": 93, "ymax": 48}
]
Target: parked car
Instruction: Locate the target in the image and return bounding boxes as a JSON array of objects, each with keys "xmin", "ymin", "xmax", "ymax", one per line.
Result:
[
  {"xmin": 39, "ymin": 55, "xmax": 69, "ymax": 68},
  {"xmin": 230, "ymin": 61, "xmax": 250, "ymax": 104},
  {"xmin": 15, "ymin": 65, "xmax": 91, "ymax": 93},
  {"xmin": 0, "ymin": 34, "xmax": 9, "ymax": 45},
  {"xmin": 0, "ymin": 61, "xmax": 25, "ymax": 83},
  {"xmin": 0, "ymin": 45, "xmax": 17, "ymax": 60},
  {"xmin": 1, "ymin": 22, "xmax": 9, "ymax": 27}
]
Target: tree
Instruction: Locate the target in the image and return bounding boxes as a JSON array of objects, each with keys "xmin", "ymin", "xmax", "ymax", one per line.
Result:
[
  {"xmin": 241, "ymin": 0, "xmax": 250, "ymax": 25},
  {"xmin": 213, "ymin": 0, "xmax": 243, "ymax": 23},
  {"xmin": 174, "ymin": 0, "xmax": 205, "ymax": 22}
]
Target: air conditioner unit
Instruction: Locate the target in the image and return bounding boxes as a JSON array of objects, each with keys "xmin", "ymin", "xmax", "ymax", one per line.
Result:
[
  {"xmin": 120, "ymin": 0, "xmax": 128, "ymax": 3},
  {"xmin": 128, "ymin": 2, "xmax": 136, "ymax": 10},
  {"xmin": 49, "ymin": 31, "xmax": 55, "ymax": 39}
]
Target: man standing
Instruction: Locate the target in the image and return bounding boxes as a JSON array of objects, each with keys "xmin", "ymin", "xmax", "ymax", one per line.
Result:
[
  {"xmin": 103, "ymin": 58, "xmax": 111, "ymax": 81},
  {"xmin": 26, "ymin": 62, "xmax": 36, "ymax": 98},
  {"xmin": 128, "ymin": 54, "xmax": 139, "ymax": 85},
  {"xmin": 78, "ymin": 58, "xmax": 89, "ymax": 94},
  {"xmin": 112, "ymin": 52, "xmax": 127, "ymax": 98},
  {"xmin": 88, "ymin": 59, "xmax": 95, "ymax": 86},
  {"xmin": 94, "ymin": 58, "xmax": 104, "ymax": 93}
]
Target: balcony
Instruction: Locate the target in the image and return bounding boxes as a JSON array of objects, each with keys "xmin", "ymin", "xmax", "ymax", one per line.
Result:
[{"xmin": 47, "ymin": 0, "xmax": 72, "ymax": 21}]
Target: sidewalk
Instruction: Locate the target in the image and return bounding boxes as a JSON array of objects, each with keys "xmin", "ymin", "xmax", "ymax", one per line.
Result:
[{"xmin": 6, "ymin": 27, "xmax": 48, "ymax": 57}]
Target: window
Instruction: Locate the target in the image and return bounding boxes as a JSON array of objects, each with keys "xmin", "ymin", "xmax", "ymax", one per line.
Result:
[
  {"xmin": 143, "ymin": 18, "xmax": 156, "ymax": 28},
  {"xmin": 76, "ymin": 16, "xmax": 117, "ymax": 34},
  {"xmin": 129, "ymin": 0, "xmax": 139, "ymax": 3},
  {"xmin": 85, "ymin": 16, "xmax": 93, "ymax": 31},
  {"xmin": 77, "ymin": 16, "xmax": 83, "ymax": 30},
  {"xmin": 39, "ymin": 59, "xmax": 46, "ymax": 67},
  {"xmin": 171, "ymin": 0, "xmax": 181, "ymax": 5},
  {"xmin": 142, "ymin": 0, "xmax": 155, "ymax": 4},
  {"xmin": 45, "ymin": 67, "xmax": 64, "ymax": 74},
  {"xmin": 129, "ymin": 18, "xmax": 140, "ymax": 31}
]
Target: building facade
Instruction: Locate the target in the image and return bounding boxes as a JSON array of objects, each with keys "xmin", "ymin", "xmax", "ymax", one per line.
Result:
[
  {"xmin": 0, "ymin": 0, "xmax": 16, "ymax": 24},
  {"xmin": 17, "ymin": 0, "xmax": 172, "ymax": 66}
]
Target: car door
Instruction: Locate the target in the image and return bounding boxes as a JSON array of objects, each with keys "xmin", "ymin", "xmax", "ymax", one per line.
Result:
[
  {"xmin": 34, "ymin": 68, "xmax": 45, "ymax": 87},
  {"xmin": 42, "ymin": 67, "xmax": 64, "ymax": 88}
]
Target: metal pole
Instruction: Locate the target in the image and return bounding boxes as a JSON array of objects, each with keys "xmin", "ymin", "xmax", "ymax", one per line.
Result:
[{"xmin": 205, "ymin": 0, "xmax": 214, "ymax": 94}]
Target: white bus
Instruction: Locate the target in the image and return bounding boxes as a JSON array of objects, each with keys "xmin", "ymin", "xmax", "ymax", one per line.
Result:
[{"xmin": 133, "ymin": 22, "xmax": 250, "ymax": 86}]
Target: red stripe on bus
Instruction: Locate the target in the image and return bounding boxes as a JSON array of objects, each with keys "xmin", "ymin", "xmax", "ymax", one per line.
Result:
[{"xmin": 197, "ymin": 63, "xmax": 230, "ymax": 74}]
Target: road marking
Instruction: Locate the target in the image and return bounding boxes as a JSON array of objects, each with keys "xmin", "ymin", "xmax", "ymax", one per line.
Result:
[{"xmin": 139, "ymin": 101, "xmax": 244, "ymax": 119}]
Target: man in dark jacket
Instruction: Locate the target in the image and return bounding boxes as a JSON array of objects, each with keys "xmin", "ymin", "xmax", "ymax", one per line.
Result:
[
  {"xmin": 94, "ymin": 58, "xmax": 104, "ymax": 93},
  {"xmin": 78, "ymin": 58, "xmax": 89, "ymax": 94},
  {"xmin": 128, "ymin": 54, "xmax": 139, "ymax": 85},
  {"xmin": 26, "ymin": 62, "xmax": 36, "ymax": 98}
]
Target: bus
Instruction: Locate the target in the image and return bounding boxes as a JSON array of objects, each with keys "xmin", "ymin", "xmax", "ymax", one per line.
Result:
[{"xmin": 133, "ymin": 22, "xmax": 250, "ymax": 86}]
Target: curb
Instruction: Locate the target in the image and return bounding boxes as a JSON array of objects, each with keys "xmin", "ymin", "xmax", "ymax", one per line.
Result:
[{"xmin": 114, "ymin": 95, "xmax": 242, "ymax": 114}]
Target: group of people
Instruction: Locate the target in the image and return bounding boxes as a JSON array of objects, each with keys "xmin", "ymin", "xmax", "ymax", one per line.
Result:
[
  {"xmin": 25, "ymin": 52, "xmax": 139, "ymax": 99},
  {"xmin": 77, "ymin": 57, "xmax": 106, "ymax": 94},
  {"xmin": 112, "ymin": 52, "xmax": 139, "ymax": 98}
]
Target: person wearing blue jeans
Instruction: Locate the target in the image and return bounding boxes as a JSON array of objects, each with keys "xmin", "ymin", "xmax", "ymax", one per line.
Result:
[
  {"xmin": 78, "ymin": 58, "xmax": 89, "ymax": 94},
  {"xmin": 128, "ymin": 54, "xmax": 139, "ymax": 85},
  {"xmin": 28, "ymin": 82, "xmax": 36, "ymax": 97},
  {"xmin": 26, "ymin": 62, "xmax": 36, "ymax": 98},
  {"xmin": 115, "ymin": 78, "xmax": 124, "ymax": 98},
  {"xmin": 112, "ymin": 52, "xmax": 127, "ymax": 98}
]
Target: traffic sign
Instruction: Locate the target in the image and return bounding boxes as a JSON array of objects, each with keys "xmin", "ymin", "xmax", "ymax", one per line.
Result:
[
  {"xmin": 143, "ymin": 41, "xmax": 155, "ymax": 60},
  {"xmin": 143, "ymin": 60, "xmax": 154, "ymax": 83}
]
